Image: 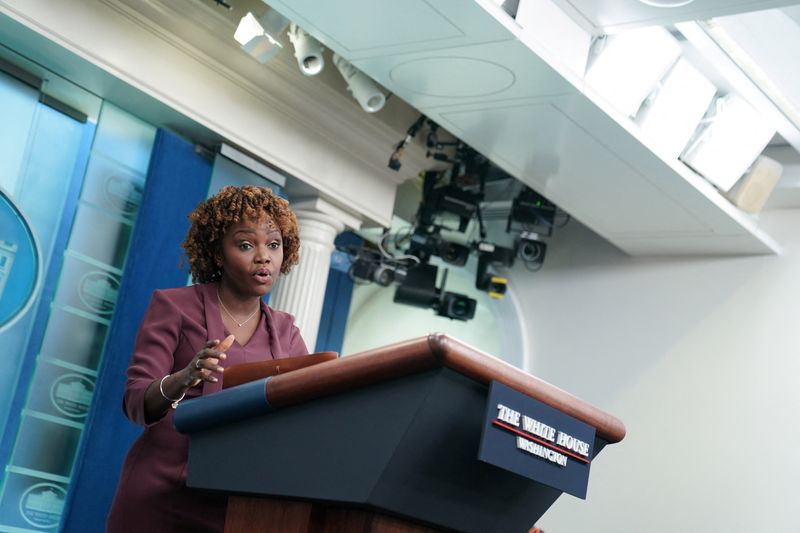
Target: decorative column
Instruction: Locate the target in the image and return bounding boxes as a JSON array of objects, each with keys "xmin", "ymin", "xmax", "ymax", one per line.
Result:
[{"xmin": 269, "ymin": 197, "xmax": 360, "ymax": 349}]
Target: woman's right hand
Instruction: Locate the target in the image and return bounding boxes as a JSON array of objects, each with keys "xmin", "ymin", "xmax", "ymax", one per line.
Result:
[{"xmin": 179, "ymin": 334, "xmax": 235, "ymax": 388}]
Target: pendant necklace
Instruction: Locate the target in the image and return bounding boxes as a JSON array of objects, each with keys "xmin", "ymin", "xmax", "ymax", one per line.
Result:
[{"xmin": 218, "ymin": 292, "xmax": 260, "ymax": 328}]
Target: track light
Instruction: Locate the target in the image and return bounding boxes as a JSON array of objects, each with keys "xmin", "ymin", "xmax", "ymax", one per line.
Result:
[
  {"xmin": 234, "ymin": 10, "xmax": 289, "ymax": 64},
  {"xmin": 333, "ymin": 53, "xmax": 386, "ymax": 113},
  {"xmin": 287, "ymin": 23, "xmax": 324, "ymax": 76}
]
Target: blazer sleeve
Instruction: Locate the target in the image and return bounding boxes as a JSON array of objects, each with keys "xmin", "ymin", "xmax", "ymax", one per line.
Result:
[{"xmin": 122, "ymin": 290, "xmax": 183, "ymax": 426}]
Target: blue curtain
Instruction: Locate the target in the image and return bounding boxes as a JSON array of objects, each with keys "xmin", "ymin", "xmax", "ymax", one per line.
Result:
[{"xmin": 314, "ymin": 232, "xmax": 360, "ymax": 354}]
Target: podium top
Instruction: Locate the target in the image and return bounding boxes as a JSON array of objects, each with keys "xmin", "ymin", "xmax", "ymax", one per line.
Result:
[
  {"xmin": 271, "ymin": 334, "xmax": 624, "ymax": 443},
  {"xmin": 176, "ymin": 333, "xmax": 625, "ymax": 443}
]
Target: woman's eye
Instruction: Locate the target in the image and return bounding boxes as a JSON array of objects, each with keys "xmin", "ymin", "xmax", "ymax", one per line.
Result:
[
  {"xmin": 269, "ymin": 241, "xmax": 281, "ymax": 249},
  {"xmin": 239, "ymin": 242, "xmax": 253, "ymax": 250}
]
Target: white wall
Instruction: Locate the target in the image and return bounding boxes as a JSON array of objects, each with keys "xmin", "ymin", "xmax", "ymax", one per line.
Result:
[{"xmin": 511, "ymin": 209, "xmax": 800, "ymax": 532}]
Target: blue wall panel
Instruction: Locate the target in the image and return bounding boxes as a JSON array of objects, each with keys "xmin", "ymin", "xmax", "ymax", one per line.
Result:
[
  {"xmin": 314, "ymin": 232, "xmax": 360, "ymax": 355},
  {"xmin": 62, "ymin": 130, "xmax": 212, "ymax": 532}
]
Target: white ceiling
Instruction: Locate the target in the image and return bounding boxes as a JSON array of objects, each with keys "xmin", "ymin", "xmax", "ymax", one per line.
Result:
[
  {"xmin": 16, "ymin": 0, "xmax": 796, "ymax": 256},
  {"xmin": 259, "ymin": 0, "xmax": 800, "ymax": 255}
]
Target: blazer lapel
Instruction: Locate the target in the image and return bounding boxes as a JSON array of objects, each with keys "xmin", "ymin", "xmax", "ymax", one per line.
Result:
[{"xmin": 200, "ymin": 282, "xmax": 226, "ymax": 396}]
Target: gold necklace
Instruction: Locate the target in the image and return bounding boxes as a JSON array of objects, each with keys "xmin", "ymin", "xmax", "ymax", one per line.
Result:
[{"xmin": 218, "ymin": 292, "xmax": 260, "ymax": 328}]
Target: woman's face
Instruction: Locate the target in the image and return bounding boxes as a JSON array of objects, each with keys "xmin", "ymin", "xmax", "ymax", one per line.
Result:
[{"xmin": 218, "ymin": 216, "xmax": 283, "ymax": 298}]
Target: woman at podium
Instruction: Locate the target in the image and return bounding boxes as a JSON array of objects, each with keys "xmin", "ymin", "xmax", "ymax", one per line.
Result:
[{"xmin": 107, "ymin": 185, "xmax": 310, "ymax": 532}]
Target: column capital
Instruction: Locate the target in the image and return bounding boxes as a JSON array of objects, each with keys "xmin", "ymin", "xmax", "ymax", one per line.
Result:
[{"xmin": 290, "ymin": 196, "xmax": 362, "ymax": 232}]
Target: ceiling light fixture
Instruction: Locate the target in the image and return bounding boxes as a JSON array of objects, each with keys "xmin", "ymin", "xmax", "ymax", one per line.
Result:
[
  {"xmin": 234, "ymin": 10, "xmax": 289, "ymax": 64},
  {"xmin": 585, "ymin": 27, "xmax": 682, "ymax": 118},
  {"xmin": 638, "ymin": 0, "xmax": 696, "ymax": 7},
  {"xmin": 333, "ymin": 53, "xmax": 386, "ymax": 113},
  {"xmin": 699, "ymin": 19, "xmax": 800, "ymax": 133},
  {"xmin": 681, "ymin": 93, "xmax": 775, "ymax": 192},
  {"xmin": 287, "ymin": 23, "xmax": 325, "ymax": 76}
]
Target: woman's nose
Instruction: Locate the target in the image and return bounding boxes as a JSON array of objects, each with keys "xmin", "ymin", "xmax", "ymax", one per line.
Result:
[{"xmin": 255, "ymin": 247, "xmax": 271, "ymax": 263}]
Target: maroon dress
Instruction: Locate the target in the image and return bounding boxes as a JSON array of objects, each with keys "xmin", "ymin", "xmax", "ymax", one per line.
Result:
[{"xmin": 106, "ymin": 282, "xmax": 308, "ymax": 532}]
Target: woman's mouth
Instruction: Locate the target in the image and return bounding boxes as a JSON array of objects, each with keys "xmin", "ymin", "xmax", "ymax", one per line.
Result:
[{"xmin": 254, "ymin": 269, "xmax": 272, "ymax": 283}]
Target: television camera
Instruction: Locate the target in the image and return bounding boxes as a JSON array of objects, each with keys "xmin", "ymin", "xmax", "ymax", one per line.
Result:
[{"xmin": 353, "ymin": 117, "xmax": 564, "ymax": 319}]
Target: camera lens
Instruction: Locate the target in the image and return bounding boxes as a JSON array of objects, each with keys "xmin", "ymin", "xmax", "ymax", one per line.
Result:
[
  {"xmin": 452, "ymin": 298, "xmax": 469, "ymax": 317},
  {"xmin": 438, "ymin": 292, "xmax": 476, "ymax": 320},
  {"xmin": 520, "ymin": 240, "xmax": 545, "ymax": 262}
]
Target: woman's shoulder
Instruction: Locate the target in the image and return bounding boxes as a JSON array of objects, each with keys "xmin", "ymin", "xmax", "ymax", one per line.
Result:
[
  {"xmin": 151, "ymin": 283, "xmax": 206, "ymax": 307},
  {"xmin": 265, "ymin": 304, "xmax": 298, "ymax": 327},
  {"xmin": 264, "ymin": 304, "xmax": 308, "ymax": 354},
  {"xmin": 144, "ymin": 284, "xmax": 209, "ymax": 326}
]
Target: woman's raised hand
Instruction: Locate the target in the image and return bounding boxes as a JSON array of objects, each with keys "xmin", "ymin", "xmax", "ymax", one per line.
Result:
[{"xmin": 184, "ymin": 334, "xmax": 235, "ymax": 387}]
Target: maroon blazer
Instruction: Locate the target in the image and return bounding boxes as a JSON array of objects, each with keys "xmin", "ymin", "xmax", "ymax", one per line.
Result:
[{"xmin": 107, "ymin": 282, "xmax": 308, "ymax": 532}]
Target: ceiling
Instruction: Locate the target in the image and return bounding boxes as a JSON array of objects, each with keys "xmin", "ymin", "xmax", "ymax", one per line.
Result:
[
  {"xmin": 549, "ymin": 0, "xmax": 799, "ymax": 34},
  {"xmin": 250, "ymin": 0, "xmax": 800, "ymax": 256},
  {"xmin": 9, "ymin": 0, "xmax": 799, "ymax": 256}
]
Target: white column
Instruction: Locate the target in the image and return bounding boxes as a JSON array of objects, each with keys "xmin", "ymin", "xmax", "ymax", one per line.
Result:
[{"xmin": 269, "ymin": 198, "xmax": 360, "ymax": 349}]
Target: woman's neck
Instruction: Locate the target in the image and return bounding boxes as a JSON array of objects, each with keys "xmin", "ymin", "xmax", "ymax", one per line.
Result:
[{"xmin": 217, "ymin": 283, "xmax": 261, "ymax": 314}]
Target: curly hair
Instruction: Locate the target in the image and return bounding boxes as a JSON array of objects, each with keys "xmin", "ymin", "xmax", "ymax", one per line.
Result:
[{"xmin": 182, "ymin": 185, "xmax": 300, "ymax": 283}]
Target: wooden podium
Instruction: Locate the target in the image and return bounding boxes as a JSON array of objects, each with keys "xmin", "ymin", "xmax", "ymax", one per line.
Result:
[{"xmin": 174, "ymin": 334, "xmax": 625, "ymax": 533}]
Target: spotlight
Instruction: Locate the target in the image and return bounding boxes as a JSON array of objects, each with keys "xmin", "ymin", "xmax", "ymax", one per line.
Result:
[
  {"xmin": 234, "ymin": 11, "xmax": 288, "ymax": 64},
  {"xmin": 287, "ymin": 23, "xmax": 324, "ymax": 76},
  {"xmin": 333, "ymin": 53, "xmax": 386, "ymax": 113},
  {"xmin": 234, "ymin": 13, "xmax": 263, "ymax": 45}
]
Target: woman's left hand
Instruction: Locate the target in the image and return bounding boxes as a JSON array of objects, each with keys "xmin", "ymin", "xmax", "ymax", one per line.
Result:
[{"xmin": 180, "ymin": 334, "xmax": 235, "ymax": 388}]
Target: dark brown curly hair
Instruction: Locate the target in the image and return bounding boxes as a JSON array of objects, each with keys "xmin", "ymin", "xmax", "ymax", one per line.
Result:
[{"xmin": 182, "ymin": 185, "xmax": 300, "ymax": 283}]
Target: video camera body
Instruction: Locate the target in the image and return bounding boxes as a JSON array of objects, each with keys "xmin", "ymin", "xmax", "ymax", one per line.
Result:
[{"xmin": 394, "ymin": 263, "xmax": 476, "ymax": 321}]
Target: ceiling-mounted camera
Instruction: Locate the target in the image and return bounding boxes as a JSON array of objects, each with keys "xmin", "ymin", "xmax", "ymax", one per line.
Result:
[
  {"xmin": 417, "ymin": 175, "xmax": 483, "ymax": 234},
  {"xmin": 349, "ymin": 247, "xmax": 408, "ymax": 287},
  {"xmin": 507, "ymin": 187, "xmax": 556, "ymax": 236},
  {"xmin": 394, "ymin": 263, "xmax": 476, "ymax": 321},
  {"xmin": 438, "ymin": 291, "xmax": 477, "ymax": 321},
  {"xmin": 475, "ymin": 241, "xmax": 515, "ymax": 299},
  {"xmin": 382, "ymin": 128, "xmax": 564, "ymax": 317},
  {"xmin": 407, "ymin": 230, "xmax": 470, "ymax": 266},
  {"xmin": 517, "ymin": 231, "xmax": 547, "ymax": 269}
]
